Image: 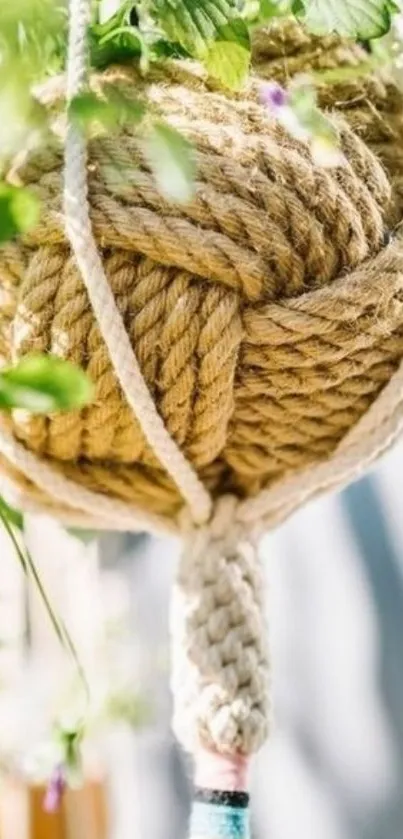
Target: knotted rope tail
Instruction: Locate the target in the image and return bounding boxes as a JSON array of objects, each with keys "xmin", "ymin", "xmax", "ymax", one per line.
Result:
[{"xmin": 172, "ymin": 497, "xmax": 271, "ymax": 838}]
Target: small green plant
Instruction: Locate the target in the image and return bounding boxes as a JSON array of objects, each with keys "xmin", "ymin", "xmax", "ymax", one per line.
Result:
[
  {"xmin": 0, "ymin": 350, "xmax": 94, "ymax": 568},
  {"xmin": 0, "ymin": 354, "xmax": 93, "ymax": 413},
  {"xmin": 0, "ymin": 353, "xmax": 94, "ymax": 807}
]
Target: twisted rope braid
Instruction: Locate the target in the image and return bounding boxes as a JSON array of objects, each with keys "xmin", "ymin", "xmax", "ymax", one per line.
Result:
[
  {"xmin": 0, "ymin": 21, "xmax": 402, "ymax": 525},
  {"xmin": 63, "ymin": 0, "xmax": 212, "ymax": 525},
  {"xmin": 172, "ymin": 496, "xmax": 270, "ymax": 756},
  {"xmin": 22, "ymin": 117, "xmax": 389, "ymax": 300},
  {"xmin": 2, "ymin": 74, "xmax": 399, "ymax": 518},
  {"xmin": 173, "ymin": 497, "xmax": 269, "ymax": 839},
  {"xmin": 251, "ymin": 17, "xmax": 403, "ymax": 225}
]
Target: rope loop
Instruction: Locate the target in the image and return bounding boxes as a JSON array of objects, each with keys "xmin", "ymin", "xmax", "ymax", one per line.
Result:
[{"xmin": 179, "ymin": 494, "xmax": 240, "ymax": 538}]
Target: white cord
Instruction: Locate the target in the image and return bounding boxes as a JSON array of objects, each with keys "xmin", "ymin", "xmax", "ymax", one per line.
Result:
[
  {"xmin": 0, "ymin": 422, "xmax": 174, "ymax": 535},
  {"xmin": 3, "ymin": 341, "xmax": 402, "ymax": 537},
  {"xmin": 63, "ymin": 0, "xmax": 212, "ymax": 526}
]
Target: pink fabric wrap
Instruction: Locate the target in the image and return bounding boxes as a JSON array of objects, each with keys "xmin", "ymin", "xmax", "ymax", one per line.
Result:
[{"xmin": 194, "ymin": 748, "xmax": 249, "ymax": 792}]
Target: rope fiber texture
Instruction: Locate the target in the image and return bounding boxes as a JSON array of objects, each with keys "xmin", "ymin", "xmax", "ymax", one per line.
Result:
[
  {"xmin": 63, "ymin": 0, "xmax": 211, "ymax": 525},
  {"xmin": 2, "ymin": 20, "xmax": 403, "ymax": 529},
  {"xmin": 172, "ymin": 496, "xmax": 270, "ymax": 756}
]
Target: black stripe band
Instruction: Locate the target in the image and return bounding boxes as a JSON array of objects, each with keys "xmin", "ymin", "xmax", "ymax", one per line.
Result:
[{"xmin": 193, "ymin": 788, "xmax": 249, "ymax": 808}]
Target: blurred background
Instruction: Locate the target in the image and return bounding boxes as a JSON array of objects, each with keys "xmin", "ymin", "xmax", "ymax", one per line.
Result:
[{"xmin": 0, "ymin": 441, "xmax": 402, "ymax": 839}]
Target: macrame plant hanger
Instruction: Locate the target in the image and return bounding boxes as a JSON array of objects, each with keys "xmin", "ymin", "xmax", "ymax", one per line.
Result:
[
  {"xmin": 65, "ymin": 2, "xmax": 269, "ymax": 837},
  {"xmin": 34, "ymin": 0, "xmax": 403, "ymax": 837}
]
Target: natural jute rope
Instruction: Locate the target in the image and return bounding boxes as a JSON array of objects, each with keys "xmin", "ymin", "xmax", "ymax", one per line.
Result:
[{"xmin": 1, "ymin": 7, "xmax": 403, "ymax": 837}]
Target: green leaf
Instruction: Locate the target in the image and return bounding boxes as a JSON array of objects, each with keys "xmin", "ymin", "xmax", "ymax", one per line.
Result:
[
  {"xmin": 0, "ymin": 355, "xmax": 94, "ymax": 413},
  {"xmin": 0, "ymin": 184, "xmax": 40, "ymax": 244},
  {"xmin": 90, "ymin": 0, "xmax": 142, "ymax": 67},
  {"xmin": 259, "ymin": 0, "xmax": 292, "ymax": 19},
  {"xmin": 0, "ymin": 0, "xmax": 67, "ymax": 79},
  {"xmin": 0, "ymin": 495, "xmax": 23, "ymax": 530},
  {"xmin": 69, "ymin": 92, "xmax": 116, "ymax": 128},
  {"xmin": 152, "ymin": 0, "xmax": 224, "ymax": 54},
  {"xmin": 152, "ymin": 0, "xmax": 252, "ymax": 88},
  {"xmin": 69, "ymin": 89, "xmax": 145, "ymax": 133},
  {"xmin": 240, "ymin": 0, "xmax": 292, "ymax": 22},
  {"xmin": 56, "ymin": 726, "xmax": 84, "ymax": 776},
  {"xmin": 144, "ymin": 121, "xmax": 196, "ymax": 203},
  {"xmin": 0, "ymin": 76, "xmax": 45, "ymax": 159},
  {"xmin": 90, "ymin": 29, "xmax": 142, "ymax": 68},
  {"xmin": 98, "ymin": 0, "xmax": 126, "ymax": 25},
  {"xmin": 0, "ymin": 505, "xmax": 89, "ymax": 700},
  {"xmin": 296, "ymin": 0, "xmax": 399, "ymax": 39},
  {"xmin": 289, "ymin": 77, "xmax": 317, "ymax": 118},
  {"xmin": 205, "ymin": 36, "xmax": 250, "ymax": 89}
]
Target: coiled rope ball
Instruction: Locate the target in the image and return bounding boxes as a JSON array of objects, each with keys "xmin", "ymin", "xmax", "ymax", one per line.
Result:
[{"xmin": 2, "ymin": 1, "xmax": 403, "ymax": 835}]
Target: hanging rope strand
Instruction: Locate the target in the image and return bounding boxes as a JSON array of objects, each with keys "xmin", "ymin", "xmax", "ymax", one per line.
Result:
[
  {"xmin": 0, "ymin": 421, "xmax": 174, "ymax": 534},
  {"xmin": 63, "ymin": 0, "xmax": 212, "ymax": 525}
]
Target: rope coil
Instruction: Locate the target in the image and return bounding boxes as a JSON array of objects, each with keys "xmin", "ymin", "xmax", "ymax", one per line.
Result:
[{"xmin": 1, "ymin": 65, "xmax": 403, "ymax": 529}]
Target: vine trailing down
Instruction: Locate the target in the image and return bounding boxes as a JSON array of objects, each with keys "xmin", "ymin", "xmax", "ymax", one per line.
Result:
[{"xmin": 1, "ymin": 0, "xmax": 403, "ymax": 835}]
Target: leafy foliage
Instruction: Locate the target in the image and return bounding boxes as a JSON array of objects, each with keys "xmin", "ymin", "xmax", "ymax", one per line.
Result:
[
  {"xmin": 261, "ymin": 76, "xmax": 345, "ymax": 165},
  {"xmin": 0, "ymin": 1, "xmax": 65, "ymax": 161},
  {"xmin": 243, "ymin": 0, "xmax": 292, "ymax": 22},
  {"xmin": 0, "ymin": 184, "xmax": 40, "ymax": 243},
  {"xmin": 204, "ymin": 18, "xmax": 251, "ymax": 89},
  {"xmin": 151, "ymin": 0, "xmax": 251, "ymax": 86},
  {"xmin": 0, "ymin": 355, "xmax": 94, "ymax": 413},
  {"xmin": 260, "ymin": 0, "xmax": 291, "ymax": 18},
  {"xmin": 69, "ymin": 87, "xmax": 146, "ymax": 132},
  {"xmin": 152, "ymin": 0, "xmax": 240, "ymax": 54},
  {"xmin": 144, "ymin": 121, "xmax": 196, "ymax": 202},
  {"xmin": 0, "ymin": 503, "xmax": 89, "ymax": 694},
  {"xmin": 0, "ymin": 0, "xmax": 66, "ymax": 76},
  {"xmin": 90, "ymin": 0, "xmax": 144, "ymax": 68},
  {"xmin": 295, "ymin": 0, "xmax": 400, "ymax": 39},
  {"xmin": 0, "ymin": 496, "xmax": 24, "ymax": 530}
]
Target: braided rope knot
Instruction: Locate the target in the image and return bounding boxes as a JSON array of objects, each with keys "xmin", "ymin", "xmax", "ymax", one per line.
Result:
[
  {"xmin": 172, "ymin": 496, "xmax": 270, "ymax": 756},
  {"xmin": 179, "ymin": 495, "xmax": 241, "ymax": 542},
  {"xmin": 3, "ymin": 25, "xmax": 403, "ymax": 529}
]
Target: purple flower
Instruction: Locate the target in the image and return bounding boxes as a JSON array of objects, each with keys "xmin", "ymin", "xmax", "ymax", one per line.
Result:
[
  {"xmin": 260, "ymin": 81, "xmax": 288, "ymax": 111},
  {"xmin": 43, "ymin": 765, "xmax": 66, "ymax": 813}
]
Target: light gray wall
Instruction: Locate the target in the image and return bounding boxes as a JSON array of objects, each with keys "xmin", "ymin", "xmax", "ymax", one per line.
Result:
[{"xmin": 99, "ymin": 441, "xmax": 403, "ymax": 839}]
